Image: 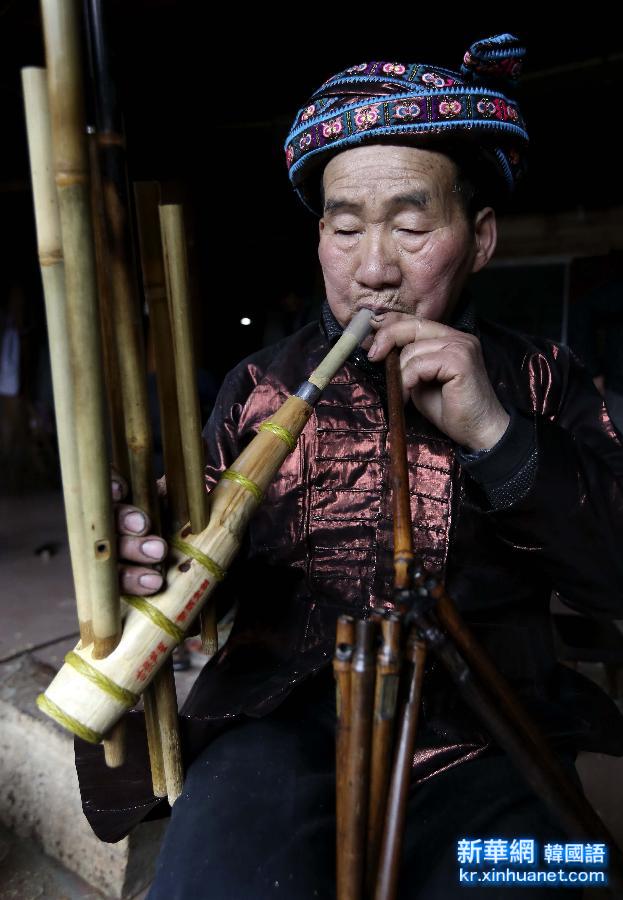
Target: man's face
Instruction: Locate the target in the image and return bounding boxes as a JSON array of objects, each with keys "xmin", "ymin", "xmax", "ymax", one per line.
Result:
[{"xmin": 318, "ymin": 144, "xmax": 495, "ymax": 337}]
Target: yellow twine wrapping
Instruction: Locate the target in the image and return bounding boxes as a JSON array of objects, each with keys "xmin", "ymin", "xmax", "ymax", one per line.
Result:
[
  {"xmin": 258, "ymin": 421, "xmax": 297, "ymax": 453},
  {"xmin": 36, "ymin": 693, "xmax": 102, "ymax": 744},
  {"xmin": 123, "ymin": 595, "xmax": 185, "ymax": 644},
  {"xmin": 170, "ymin": 536, "xmax": 225, "ymax": 581},
  {"xmin": 65, "ymin": 651, "xmax": 138, "ymax": 708},
  {"xmin": 221, "ymin": 468, "xmax": 263, "ymax": 503}
]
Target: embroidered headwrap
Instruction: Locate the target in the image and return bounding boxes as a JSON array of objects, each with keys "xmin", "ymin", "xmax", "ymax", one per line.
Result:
[{"xmin": 285, "ymin": 33, "xmax": 529, "ymax": 214}]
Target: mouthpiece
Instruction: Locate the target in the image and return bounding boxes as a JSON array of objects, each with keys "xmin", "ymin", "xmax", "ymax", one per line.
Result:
[{"xmin": 295, "ymin": 308, "xmax": 374, "ymax": 403}]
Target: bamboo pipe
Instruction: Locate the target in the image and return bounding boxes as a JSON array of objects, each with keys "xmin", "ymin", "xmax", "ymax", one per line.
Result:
[
  {"xmin": 159, "ymin": 203, "xmax": 217, "ymax": 656},
  {"xmin": 333, "ymin": 615, "xmax": 355, "ymax": 900},
  {"xmin": 88, "ymin": 129, "xmax": 128, "ymax": 477},
  {"xmin": 374, "ymin": 632, "xmax": 426, "ymax": 900},
  {"xmin": 84, "ymin": 0, "xmax": 158, "ymax": 524},
  {"xmin": 36, "ymin": 310, "xmax": 374, "ymax": 743},
  {"xmin": 374, "ymin": 348, "xmax": 428, "ymax": 900},
  {"xmin": 385, "ymin": 350, "xmax": 413, "ymax": 593},
  {"xmin": 366, "ymin": 613, "xmax": 401, "ymax": 895},
  {"xmin": 134, "ymin": 182, "xmax": 188, "ymax": 531},
  {"xmin": 340, "ymin": 618, "xmax": 376, "ymax": 900},
  {"xmin": 40, "ymin": 0, "xmax": 125, "ymax": 770},
  {"xmin": 40, "ymin": 0, "xmax": 119, "ymax": 658},
  {"xmin": 83, "ymin": 0, "xmax": 181, "ymax": 800},
  {"xmin": 21, "ymin": 67, "xmax": 92, "ymax": 647},
  {"xmin": 134, "ymin": 183, "xmax": 189, "ymax": 800},
  {"xmin": 87, "ymin": 127, "xmax": 131, "ymax": 770}
]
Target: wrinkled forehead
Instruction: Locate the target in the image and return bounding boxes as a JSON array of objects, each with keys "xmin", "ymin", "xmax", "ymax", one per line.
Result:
[{"xmin": 321, "ymin": 144, "xmax": 460, "ymax": 209}]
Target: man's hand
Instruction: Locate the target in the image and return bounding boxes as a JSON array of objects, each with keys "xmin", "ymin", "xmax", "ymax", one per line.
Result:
[
  {"xmin": 367, "ymin": 313, "xmax": 509, "ymax": 450},
  {"xmin": 111, "ymin": 471, "xmax": 168, "ymax": 596}
]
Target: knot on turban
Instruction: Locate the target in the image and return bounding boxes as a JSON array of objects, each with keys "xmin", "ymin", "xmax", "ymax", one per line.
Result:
[{"xmin": 284, "ymin": 33, "xmax": 529, "ymax": 214}]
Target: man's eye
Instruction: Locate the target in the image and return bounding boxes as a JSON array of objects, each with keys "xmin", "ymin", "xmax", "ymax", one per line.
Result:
[
  {"xmin": 399, "ymin": 228, "xmax": 424, "ymax": 235},
  {"xmin": 335, "ymin": 229, "xmax": 358, "ymax": 235}
]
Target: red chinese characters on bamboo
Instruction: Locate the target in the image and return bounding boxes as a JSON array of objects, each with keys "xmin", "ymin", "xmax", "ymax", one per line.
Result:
[
  {"xmin": 175, "ymin": 578, "xmax": 210, "ymax": 624},
  {"xmin": 135, "ymin": 641, "xmax": 169, "ymax": 683}
]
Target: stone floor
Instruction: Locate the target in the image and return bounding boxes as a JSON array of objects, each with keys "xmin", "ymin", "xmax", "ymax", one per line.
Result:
[
  {"xmin": 0, "ymin": 489, "xmax": 206, "ymax": 898},
  {"xmin": 0, "ymin": 821, "xmax": 149, "ymax": 900}
]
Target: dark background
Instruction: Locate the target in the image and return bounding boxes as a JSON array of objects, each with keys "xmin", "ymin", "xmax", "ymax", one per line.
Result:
[{"xmin": 1, "ymin": 5, "xmax": 622, "ymax": 484}]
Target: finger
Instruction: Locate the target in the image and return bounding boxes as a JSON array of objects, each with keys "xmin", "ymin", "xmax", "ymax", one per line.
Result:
[
  {"xmin": 119, "ymin": 564, "xmax": 164, "ymax": 596},
  {"xmin": 111, "ymin": 466, "xmax": 128, "ymax": 503},
  {"xmin": 399, "ymin": 338, "xmax": 465, "ymax": 368},
  {"xmin": 119, "ymin": 534, "xmax": 168, "ymax": 565},
  {"xmin": 115, "ymin": 503, "xmax": 152, "ymax": 537},
  {"xmin": 368, "ymin": 317, "xmax": 470, "ymax": 360},
  {"xmin": 401, "ymin": 351, "xmax": 448, "ymax": 389}
]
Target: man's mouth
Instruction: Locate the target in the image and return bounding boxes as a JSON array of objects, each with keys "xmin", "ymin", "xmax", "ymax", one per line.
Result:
[{"xmin": 355, "ymin": 300, "xmax": 411, "ymax": 320}]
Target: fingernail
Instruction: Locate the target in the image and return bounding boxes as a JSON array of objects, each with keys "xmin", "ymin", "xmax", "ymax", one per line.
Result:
[
  {"xmin": 124, "ymin": 511, "xmax": 145, "ymax": 533},
  {"xmin": 112, "ymin": 481, "xmax": 123, "ymax": 501},
  {"xmin": 139, "ymin": 573, "xmax": 163, "ymax": 590},
  {"xmin": 142, "ymin": 539, "xmax": 166, "ymax": 561},
  {"xmin": 368, "ymin": 342, "xmax": 377, "ymax": 360}
]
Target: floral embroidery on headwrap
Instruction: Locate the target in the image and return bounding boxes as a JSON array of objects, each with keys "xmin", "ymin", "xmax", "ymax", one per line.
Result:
[
  {"xmin": 284, "ymin": 32, "xmax": 529, "ymax": 214},
  {"xmin": 439, "ymin": 99, "xmax": 463, "ymax": 117},
  {"xmin": 354, "ymin": 104, "xmax": 381, "ymax": 129},
  {"xmin": 322, "ymin": 118, "xmax": 343, "ymax": 139},
  {"xmin": 395, "ymin": 102, "xmax": 422, "ymax": 120},
  {"xmin": 422, "ymin": 71, "xmax": 456, "ymax": 88}
]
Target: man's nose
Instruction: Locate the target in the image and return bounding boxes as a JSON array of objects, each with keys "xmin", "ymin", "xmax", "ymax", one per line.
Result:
[{"xmin": 354, "ymin": 230, "xmax": 401, "ymax": 290}]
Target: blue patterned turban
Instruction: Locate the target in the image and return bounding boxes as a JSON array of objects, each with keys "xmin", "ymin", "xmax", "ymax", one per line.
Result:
[{"xmin": 285, "ymin": 33, "xmax": 529, "ymax": 214}]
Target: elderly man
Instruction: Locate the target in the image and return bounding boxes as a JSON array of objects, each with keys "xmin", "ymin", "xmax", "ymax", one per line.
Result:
[{"xmin": 77, "ymin": 33, "xmax": 623, "ymax": 899}]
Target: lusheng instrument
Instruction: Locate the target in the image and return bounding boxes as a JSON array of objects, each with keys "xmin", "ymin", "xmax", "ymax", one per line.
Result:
[
  {"xmin": 36, "ymin": 309, "xmax": 374, "ymax": 744},
  {"xmin": 334, "ymin": 349, "xmax": 623, "ymax": 900}
]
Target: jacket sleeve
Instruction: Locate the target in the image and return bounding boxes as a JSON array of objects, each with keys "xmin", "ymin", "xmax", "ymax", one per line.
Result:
[{"xmin": 459, "ymin": 343, "xmax": 623, "ymax": 618}]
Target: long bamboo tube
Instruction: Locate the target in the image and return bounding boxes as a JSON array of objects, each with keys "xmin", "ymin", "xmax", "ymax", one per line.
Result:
[
  {"xmin": 374, "ymin": 632, "xmax": 426, "ymax": 900},
  {"xmin": 134, "ymin": 182, "xmax": 188, "ymax": 530},
  {"xmin": 340, "ymin": 618, "xmax": 376, "ymax": 900},
  {"xmin": 366, "ymin": 613, "xmax": 401, "ymax": 894},
  {"xmin": 83, "ymin": 0, "xmax": 181, "ymax": 801},
  {"xmin": 88, "ymin": 129, "xmax": 128, "ymax": 477},
  {"xmin": 36, "ymin": 311, "xmax": 374, "ymax": 741},
  {"xmin": 333, "ymin": 615, "xmax": 355, "ymax": 900},
  {"xmin": 134, "ymin": 182, "xmax": 187, "ymax": 800},
  {"xmin": 21, "ymin": 66, "xmax": 92, "ymax": 647},
  {"xmin": 374, "ymin": 349, "xmax": 427, "ymax": 900},
  {"xmin": 159, "ymin": 203, "xmax": 217, "ymax": 656},
  {"xmin": 40, "ymin": 0, "xmax": 125, "ymax": 774},
  {"xmin": 87, "ymin": 126, "xmax": 131, "ymax": 769},
  {"xmin": 40, "ymin": 0, "xmax": 119, "ymax": 660}
]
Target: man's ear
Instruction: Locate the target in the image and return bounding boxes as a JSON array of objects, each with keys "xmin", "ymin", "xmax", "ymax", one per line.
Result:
[{"xmin": 470, "ymin": 207, "xmax": 497, "ymax": 273}]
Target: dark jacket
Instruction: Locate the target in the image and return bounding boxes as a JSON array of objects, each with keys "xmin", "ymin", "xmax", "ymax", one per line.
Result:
[{"xmin": 75, "ymin": 308, "xmax": 623, "ymax": 842}]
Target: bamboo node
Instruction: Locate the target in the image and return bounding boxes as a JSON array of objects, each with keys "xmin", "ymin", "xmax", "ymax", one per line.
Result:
[
  {"xmin": 39, "ymin": 251, "xmax": 64, "ymax": 267},
  {"xmin": 221, "ymin": 469, "xmax": 263, "ymax": 503},
  {"xmin": 258, "ymin": 421, "xmax": 297, "ymax": 453},
  {"xmin": 55, "ymin": 172, "xmax": 89, "ymax": 188},
  {"xmin": 169, "ymin": 537, "xmax": 226, "ymax": 581}
]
